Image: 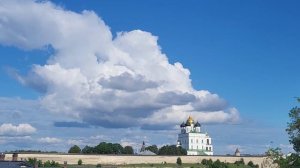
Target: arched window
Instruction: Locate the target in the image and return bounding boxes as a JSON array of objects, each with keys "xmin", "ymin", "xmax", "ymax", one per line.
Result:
[{"xmin": 207, "ymin": 139, "xmax": 209, "ymax": 145}]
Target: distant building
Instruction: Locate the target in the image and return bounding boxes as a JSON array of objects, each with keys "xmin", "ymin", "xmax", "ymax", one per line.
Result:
[
  {"xmin": 177, "ymin": 116, "xmax": 213, "ymax": 155},
  {"xmin": 138, "ymin": 141, "xmax": 156, "ymax": 155},
  {"xmin": 235, "ymin": 148, "xmax": 241, "ymax": 156}
]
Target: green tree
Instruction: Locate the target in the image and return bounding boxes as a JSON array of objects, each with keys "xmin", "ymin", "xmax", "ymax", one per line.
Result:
[
  {"xmin": 145, "ymin": 145, "xmax": 158, "ymax": 154},
  {"xmin": 43, "ymin": 160, "xmax": 60, "ymax": 167},
  {"xmin": 112, "ymin": 143, "xmax": 124, "ymax": 154},
  {"xmin": 82, "ymin": 145, "xmax": 94, "ymax": 154},
  {"xmin": 158, "ymin": 145, "xmax": 187, "ymax": 155},
  {"xmin": 266, "ymin": 99, "xmax": 300, "ymax": 168},
  {"xmin": 68, "ymin": 145, "xmax": 81, "ymax": 153},
  {"xmin": 176, "ymin": 157, "xmax": 182, "ymax": 165},
  {"xmin": 123, "ymin": 146, "xmax": 134, "ymax": 154},
  {"xmin": 286, "ymin": 98, "xmax": 300, "ymax": 153},
  {"xmin": 27, "ymin": 158, "xmax": 42, "ymax": 167},
  {"xmin": 247, "ymin": 161, "xmax": 254, "ymax": 167},
  {"xmin": 78, "ymin": 159, "xmax": 82, "ymax": 165}
]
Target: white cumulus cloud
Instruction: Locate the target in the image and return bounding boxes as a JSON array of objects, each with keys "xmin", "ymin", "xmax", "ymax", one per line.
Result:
[
  {"xmin": 0, "ymin": 0, "xmax": 240, "ymax": 129},
  {"xmin": 38, "ymin": 137, "xmax": 62, "ymax": 144},
  {"xmin": 0, "ymin": 123, "xmax": 36, "ymax": 136}
]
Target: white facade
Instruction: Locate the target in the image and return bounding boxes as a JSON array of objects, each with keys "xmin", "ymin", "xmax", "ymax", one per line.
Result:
[{"xmin": 177, "ymin": 116, "xmax": 213, "ymax": 155}]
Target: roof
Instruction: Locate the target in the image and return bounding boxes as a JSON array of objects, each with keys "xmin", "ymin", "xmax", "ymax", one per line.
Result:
[
  {"xmin": 0, "ymin": 161, "xmax": 33, "ymax": 168},
  {"xmin": 194, "ymin": 121, "xmax": 201, "ymax": 127},
  {"xmin": 186, "ymin": 116, "xmax": 194, "ymax": 126},
  {"xmin": 138, "ymin": 150, "xmax": 157, "ymax": 155}
]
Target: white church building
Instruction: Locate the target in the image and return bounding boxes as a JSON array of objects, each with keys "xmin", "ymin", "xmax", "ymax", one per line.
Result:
[{"xmin": 177, "ymin": 116, "xmax": 213, "ymax": 155}]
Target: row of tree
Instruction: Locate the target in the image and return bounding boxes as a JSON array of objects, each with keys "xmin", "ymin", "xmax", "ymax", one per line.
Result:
[
  {"xmin": 144, "ymin": 144, "xmax": 186, "ymax": 155},
  {"xmin": 68, "ymin": 142, "xmax": 134, "ymax": 154},
  {"xmin": 68, "ymin": 143, "xmax": 186, "ymax": 155}
]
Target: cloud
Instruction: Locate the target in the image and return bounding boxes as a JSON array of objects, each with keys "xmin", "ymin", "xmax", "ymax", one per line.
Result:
[
  {"xmin": 0, "ymin": 0, "xmax": 240, "ymax": 129},
  {"xmin": 0, "ymin": 123, "xmax": 36, "ymax": 136},
  {"xmin": 38, "ymin": 137, "xmax": 62, "ymax": 144},
  {"xmin": 54, "ymin": 121, "xmax": 90, "ymax": 128},
  {"xmin": 99, "ymin": 72, "xmax": 158, "ymax": 91}
]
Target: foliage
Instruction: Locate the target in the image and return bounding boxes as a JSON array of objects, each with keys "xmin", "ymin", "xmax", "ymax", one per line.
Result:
[
  {"xmin": 82, "ymin": 145, "xmax": 95, "ymax": 154},
  {"xmin": 96, "ymin": 163, "xmax": 102, "ymax": 167},
  {"xmin": 43, "ymin": 160, "xmax": 60, "ymax": 167},
  {"xmin": 266, "ymin": 147, "xmax": 283, "ymax": 161},
  {"xmin": 145, "ymin": 145, "xmax": 158, "ymax": 154},
  {"xmin": 286, "ymin": 98, "xmax": 300, "ymax": 153},
  {"xmin": 157, "ymin": 145, "xmax": 187, "ymax": 155},
  {"xmin": 176, "ymin": 157, "xmax": 182, "ymax": 165},
  {"xmin": 234, "ymin": 158, "xmax": 245, "ymax": 166},
  {"xmin": 68, "ymin": 145, "xmax": 81, "ymax": 153},
  {"xmin": 123, "ymin": 146, "xmax": 134, "ymax": 154},
  {"xmin": 267, "ymin": 148, "xmax": 300, "ymax": 168},
  {"xmin": 27, "ymin": 158, "xmax": 59, "ymax": 167},
  {"xmin": 78, "ymin": 159, "xmax": 83, "ymax": 165},
  {"xmin": 27, "ymin": 158, "xmax": 42, "ymax": 167},
  {"xmin": 201, "ymin": 159, "xmax": 228, "ymax": 168},
  {"xmin": 266, "ymin": 98, "xmax": 300, "ymax": 167},
  {"xmin": 80, "ymin": 142, "xmax": 134, "ymax": 154},
  {"xmin": 247, "ymin": 161, "xmax": 258, "ymax": 168},
  {"xmin": 279, "ymin": 153, "xmax": 300, "ymax": 168}
]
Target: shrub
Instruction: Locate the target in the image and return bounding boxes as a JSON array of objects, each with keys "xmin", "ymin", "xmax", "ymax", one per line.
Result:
[
  {"xmin": 247, "ymin": 161, "xmax": 254, "ymax": 167},
  {"xmin": 78, "ymin": 159, "xmax": 83, "ymax": 165},
  {"xmin": 96, "ymin": 163, "xmax": 102, "ymax": 167},
  {"xmin": 43, "ymin": 160, "xmax": 59, "ymax": 167},
  {"xmin": 27, "ymin": 158, "xmax": 43, "ymax": 167},
  {"xmin": 176, "ymin": 157, "xmax": 182, "ymax": 165},
  {"xmin": 234, "ymin": 158, "xmax": 245, "ymax": 165}
]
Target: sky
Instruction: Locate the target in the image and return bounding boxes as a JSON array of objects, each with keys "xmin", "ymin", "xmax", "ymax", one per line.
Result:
[{"xmin": 0, "ymin": 0, "xmax": 299, "ymax": 155}]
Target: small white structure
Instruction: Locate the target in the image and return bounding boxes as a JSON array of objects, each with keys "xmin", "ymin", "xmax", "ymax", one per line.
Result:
[
  {"xmin": 235, "ymin": 148, "xmax": 240, "ymax": 156},
  {"xmin": 177, "ymin": 116, "xmax": 213, "ymax": 155}
]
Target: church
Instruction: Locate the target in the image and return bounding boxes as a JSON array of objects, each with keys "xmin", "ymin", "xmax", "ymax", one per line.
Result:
[{"xmin": 177, "ymin": 116, "xmax": 213, "ymax": 155}]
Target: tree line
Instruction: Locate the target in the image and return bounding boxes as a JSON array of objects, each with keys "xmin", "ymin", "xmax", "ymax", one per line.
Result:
[
  {"xmin": 68, "ymin": 143, "xmax": 186, "ymax": 155},
  {"xmin": 145, "ymin": 145, "xmax": 186, "ymax": 155},
  {"xmin": 68, "ymin": 142, "xmax": 134, "ymax": 154}
]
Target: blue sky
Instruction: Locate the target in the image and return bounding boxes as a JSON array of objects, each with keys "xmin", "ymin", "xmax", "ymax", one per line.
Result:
[{"xmin": 0, "ymin": 0, "xmax": 299, "ymax": 154}]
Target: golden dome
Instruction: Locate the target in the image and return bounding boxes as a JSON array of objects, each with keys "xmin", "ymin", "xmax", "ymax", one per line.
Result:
[{"xmin": 186, "ymin": 116, "xmax": 194, "ymax": 126}]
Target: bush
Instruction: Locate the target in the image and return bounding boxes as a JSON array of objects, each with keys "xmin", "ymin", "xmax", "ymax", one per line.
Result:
[
  {"xmin": 247, "ymin": 161, "xmax": 254, "ymax": 167},
  {"xmin": 43, "ymin": 160, "xmax": 59, "ymax": 167},
  {"xmin": 234, "ymin": 158, "xmax": 245, "ymax": 165},
  {"xmin": 27, "ymin": 158, "xmax": 43, "ymax": 167},
  {"xmin": 201, "ymin": 158, "xmax": 214, "ymax": 166},
  {"xmin": 78, "ymin": 159, "xmax": 82, "ymax": 165},
  {"xmin": 176, "ymin": 157, "xmax": 182, "ymax": 165},
  {"xmin": 212, "ymin": 159, "xmax": 228, "ymax": 168},
  {"xmin": 96, "ymin": 163, "xmax": 102, "ymax": 167}
]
